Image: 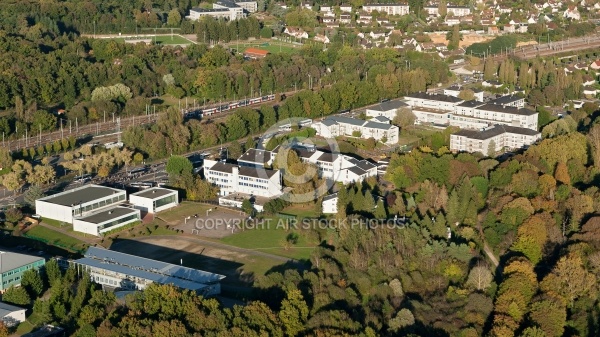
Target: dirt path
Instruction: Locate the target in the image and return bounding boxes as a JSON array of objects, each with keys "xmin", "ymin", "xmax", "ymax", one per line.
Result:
[{"xmin": 477, "ymin": 210, "xmax": 499, "ymax": 267}]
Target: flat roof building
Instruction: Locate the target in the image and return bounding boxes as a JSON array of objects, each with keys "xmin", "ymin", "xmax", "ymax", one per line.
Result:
[
  {"xmin": 0, "ymin": 251, "xmax": 45, "ymax": 292},
  {"xmin": 450, "ymin": 125, "xmax": 541, "ymax": 155},
  {"xmin": 366, "ymin": 99, "xmax": 409, "ymax": 120},
  {"xmin": 0, "ymin": 302, "xmax": 26, "ymax": 327},
  {"xmin": 35, "ymin": 185, "xmax": 127, "ymax": 224},
  {"xmin": 72, "ymin": 247, "xmax": 225, "ymax": 296},
  {"xmin": 129, "ymin": 187, "xmax": 179, "ymax": 214},
  {"xmin": 72, "ymin": 206, "xmax": 141, "ymax": 236}
]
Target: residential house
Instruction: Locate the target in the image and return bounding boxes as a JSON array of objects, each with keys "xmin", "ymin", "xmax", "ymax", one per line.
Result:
[
  {"xmin": 503, "ymin": 24, "xmax": 515, "ymax": 33},
  {"xmin": 339, "ymin": 14, "xmax": 352, "ymax": 24},
  {"xmin": 320, "ymin": 5, "xmax": 332, "ymax": 12},
  {"xmin": 340, "ymin": 4, "xmax": 353, "ymax": 13},
  {"xmin": 447, "ymin": 5, "xmax": 471, "ymax": 16},
  {"xmin": 583, "ymin": 86, "xmax": 598, "ymax": 96},
  {"xmin": 564, "ymin": 6, "xmax": 581, "ymax": 20},
  {"xmin": 590, "ymin": 59, "xmax": 600, "ymax": 70},
  {"xmin": 284, "ymin": 27, "xmax": 309, "ymax": 39},
  {"xmin": 445, "ymin": 15, "xmax": 461, "ymax": 26},
  {"xmin": 322, "ymin": 193, "xmax": 338, "ymax": 214},
  {"xmin": 301, "ymin": 1, "xmax": 312, "ymax": 10},
  {"xmin": 314, "ymin": 34, "xmax": 330, "ymax": 44},
  {"xmin": 357, "ymin": 14, "xmax": 372, "ymax": 24},
  {"xmin": 583, "ymin": 75, "xmax": 596, "ymax": 86},
  {"xmin": 488, "ymin": 26, "xmax": 500, "ymax": 35}
]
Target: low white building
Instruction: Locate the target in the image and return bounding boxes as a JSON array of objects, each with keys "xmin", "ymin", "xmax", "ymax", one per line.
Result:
[
  {"xmin": 129, "ymin": 188, "xmax": 179, "ymax": 214},
  {"xmin": 366, "ymin": 99, "xmax": 410, "ymax": 120},
  {"xmin": 204, "ymin": 160, "xmax": 283, "ymax": 198},
  {"xmin": 362, "ymin": 4, "xmax": 409, "ymax": 15},
  {"xmin": 0, "ymin": 302, "xmax": 26, "ymax": 327},
  {"xmin": 35, "ymin": 185, "xmax": 127, "ymax": 224},
  {"xmin": 443, "ymin": 85, "xmax": 484, "ymax": 102},
  {"xmin": 73, "ymin": 206, "xmax": 141, "ymax": 236},
  {"xmin": 72, "ymin": 247, "xmax": 225, "ymax": 296},
  {"xmin": 322, "ymin": 193, "xmax": 338, "ymax": 214},
  {"xmin": 404, "ymin": 92, "xmax": 464, "ymax": 111},
  {"xmin": 312, "ymin": 116, "xmax": 399, "ymax": 144},
  {"xmin": 238, "ymin": 148, "xmax": 275, "ymax": 168},
  {"xmin": 488, "ymin": 95, "xmax": 525, "ymax": 108},
  {"xmin": 450, "ymin": 125, "xmax": 541, "ymax": 155}
]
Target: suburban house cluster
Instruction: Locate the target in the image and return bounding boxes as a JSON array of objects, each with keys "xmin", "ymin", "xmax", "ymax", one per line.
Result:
[
  {"xmin": 403, "ymin": 92, "xmax": 541, "ymax": 154},
  {"xmin": 35, "ymin": 185, "xmax": 179, "ymax": 236}
]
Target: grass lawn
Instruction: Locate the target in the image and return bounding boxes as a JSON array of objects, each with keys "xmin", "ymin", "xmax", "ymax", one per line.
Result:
[
  {"xmin": 24, "ymin": 225, "xmax": 88, "ymax": 252},
  {"xmin": 221, "ymin": 204, "xmax": 322, "ymax": 260},
  {"xmin": 238, "ymin": 42, "xmax": 299, "ymax": 54},
  {"xmin": 15, "ymin": 320, "xmax": 35, "ymax": 335},
  {"xmin": 153, "ymin": 34, "xmax": 193, "ymax": 45},
  {"xmin": 157, "ymin": 201, "xmax": 211, "ymax": 224}
]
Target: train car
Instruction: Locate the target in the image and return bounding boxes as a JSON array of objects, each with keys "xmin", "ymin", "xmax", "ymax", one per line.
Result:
[
  {"xmin": 267, "ymin": 94, "xmax": 275, "ymax": 100},
  {"xmin": 249, "ymin": 97, "xmax": 262, "ymax": 104},
  {"xmin": 202, "ymin": 107, "xmax": 217, "ymax": 116},
  {"xmin": 229, "ymin": 102, "xmax": 240, "ymax": 109},
  {"xmin": 220, "ymin": 105, "xmax": 230, "ymax": 111}
]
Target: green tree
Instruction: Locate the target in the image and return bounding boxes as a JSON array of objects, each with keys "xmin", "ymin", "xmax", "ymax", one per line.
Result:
[
  {"xmin": 167, "ymin": 9, "xmax": 182, "ymax": 27},
  {"xmin": 32, "ymin": 110, "xmax": 57, "ymax": 132},
  {"xmin": 21, "ymin": 269, "xmax": 44, "ymax": 298},
  {"xmin": 241, "ymin": 199, "xmax": 256, "ymax": 217},
  {"xmin": 483, "ymin": 58, "xmax": 497, "ymax": 81},
  {"xmin": 466, "ymin": 263, "xmax": 493, "ymax": 291},
  {"xmin": 45, "ymin": 259, "xmax": 62, "ymax": 286},
  {"xmin": 2, "ymin": 286, "xmax": 31, "ymax": 305},
  {"xmin": 458, "ymin": 89, "xmax": 475, "ymax": 101},
  {"xmin": 225, "ymin": 114, "xmax": 248, "ymax": 141},
  {"xmin": 166, "ymin": 155, "xmax": 193, "ymax": 177},
  {"xmin": 279, "ymin": 289, "xmax": 309, "ymax": 337}
]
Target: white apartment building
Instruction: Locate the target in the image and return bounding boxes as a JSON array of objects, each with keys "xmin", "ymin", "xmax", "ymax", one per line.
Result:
[
  {"xmin": 424, "ymin": 5, "xmax": 470, "ymax": 17},
  {"xmin": 312, "ymin": 116, "xmax": 399, "ymax": 144},
  {"xmin": 35, "ymin": 185, "xmax": 127, "ymax": 224},
  {"xmin": 238, "ymin": 148, "xmax": 275, "ymax": 168},
  {"xmin": 404, "ymin": 92, "xmax": 538, "ymax": 131},
  {"xmin": 450, "ymin": 125, "xmax": 541, "ymax": 155},
  {"xmin": 203, "ymin": 160, "xmax": 282, "ymax": 198},
  {"xmin": 362, "ymin": 4, "xmax": 410, "ymax": 16},
  {"xmin": 366, "ymin": 99, "xmax": 410, "ymax": 120},
  {"xmin": 488, "ymin": 95, "xmax": 525, "ymax": 108},
  {"xmin": 443, "ymin": 85, "xmax": 484, "ymax": 102},
  {"xmin": 322, "ymin": 193, "xmax": 338, "ymax": 214},
  {"xmin": 188, "ymin": 0, "xmax": 252, "ymax": 21}
]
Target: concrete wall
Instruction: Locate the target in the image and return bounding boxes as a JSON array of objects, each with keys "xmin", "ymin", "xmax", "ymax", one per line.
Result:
[{"xmin": 35, "ymin": 201, "xmax": 73, "ymax": 223}]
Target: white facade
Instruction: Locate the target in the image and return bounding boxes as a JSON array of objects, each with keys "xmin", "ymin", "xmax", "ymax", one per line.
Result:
[
  {"xmin": 322, "ymin": 194, "xmax": 338, "ymax": 214},
  {"xmin": 204, "ymin": 160, "xmax": 282, "ymax": 197},
  {"xmin": 405, "ymin": 93, "xmax": 538, "ymax": 131},
  {"xmin": 366, "ymin": 100, "xmax": 410, "ymax": 120},
  {"xmin": 362, "ymin": 4, "xmax": 409, "ymax": 15},
  {"xmin": 0, "ymin": 302, "xmax": 26, "ymax": 327},
  {"xmin": 129, "ymin": 188, "xmax": 179, "ymax": 214},
  {"xmin": 73, "ymin": 207, "xmax": 141, "ymax": 236},
  {"xmin": 313, "ymin": 116, "xmax": 399, "ymax": 144},
  {"xmin": 35, "ymin": 185, "xmax": 127, "ymax": 224},
  {"xmin": 447, "ymin": 6, "xmax": 471, "ymax": 16},
  {"xmin": 188, "ymin": 1, "xmax": 250, "ymax": 21},
  {"xmin": 450, "ymin": 125, "xmax": 541, "ymax": 155},
  {"xmin": 73, "ymin": 247, "xmax": 225, "ymax": 296},
  {"xmin": 235, "ymin": 0, "xmax": 258, "ymax": 12}
]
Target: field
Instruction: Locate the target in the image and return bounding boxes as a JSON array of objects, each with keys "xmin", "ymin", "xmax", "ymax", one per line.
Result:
[
  {"xmin": 111, "ymin": 34, "xmax": 194, "ymax": 45},
  {"xmin": 220, "ymin": 204, "xmax": 321, "ymax": 260},
  {"xmin": 24, "ymin": 225, "xmax": 88, "ymax": 253},
  {"xmin": 236, "ymin": 41, "xmax": 299, "ymax": 54}
]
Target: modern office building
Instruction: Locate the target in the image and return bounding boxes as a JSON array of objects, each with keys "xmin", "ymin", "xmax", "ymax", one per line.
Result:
[
  {"xmin": 129, "ymin": 188, "xmax": 179, "ymax": 214},
  {"xmin": 35, "ymin": 185, "xmax": 126, "ymax": 224},
  {"xmin": 0, "ymin": 251, "xmax": 45, "ymax": 292},
  {"xmin": 450, "ymin": 125, "xmax": 541, "ymax": 155},
  {"xmin": 312, "ymin": 116, "xmax": 400, "ymax": 144},
  {"xmin": 0, "ymin": 302, "xmax": 26, "ymax": 327},
  {"xmin": 237, "ymin": 149, "xmax": 275, "ymax": 168},
  {"xmin": 204, "ymin": 160, "xmax": 283, "ymax": 198},
  {"xmin": 72, "ymin": 207, "xmax": 141, "ymax": 236},
  {"xmin": 72, "ymin": 247, "xmax": 225, "ymax": 296}
]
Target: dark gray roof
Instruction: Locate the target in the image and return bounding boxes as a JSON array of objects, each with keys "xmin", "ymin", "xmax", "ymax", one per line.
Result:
[
  {"xmin": 317, "ymin": 152, "xmax": 340, "ymax": 163},
  {"xmin": 328, "ymin": 116, "xmax": 366, "ymax": 126},
  {"xmin": 372, "ymin": 116, "xmax": 390, "ymax": 123},
  {"xmin": 347, "ymin": 166, "xmax": 367, "ymax": 176},
  {"xmin": 363, "ymin": 121, "xmax": 393, "ymax": 130},
  {"xmin": 238, "ymin": 166, "xmax": 279, "ymax": 179},
  {"xmin": 215, "ymin": 0, "xmax": 240, "ymax": 8},
  {"xmin": 81, "ymin": 247, "xmax": 225, "ymax": 284},
  {"xmin": 38, "ymin": 185, "xmax": 125, "ymax": 207},
  {"xmin": 453, "ymin": 125, "xmax": 540, "ymax": 140},
  {"xmin": 405, "ymin": 92, "xmax": 464, "ymax": 103},
  {"xmin": 238, "ymin": 149, "xmax": 272, "ymax": 164},
  {"xmin": 457, "ymin": 100, "xmax": 485, "ymax": 108},
  {"xmin": 489, "ymin": 95, "xmax": 524, "ymax": 105},
  {"xmin": 321, "ymin": 119, "xmax": 337, "ymax": 127},
  {"xmin": 132, "ymin": 188, "xmax": 177, "ymax": 200},
  {"xmin": 0, "ymin": 302, "xmax": 25, "ymax": 317},
  {"xmin": 445, "ymin": 85, "xmax": 462, "ymax": 91},
  {"xmin": 323, "ymin": 193, "xmax": 338, "ymax": 202},
  {"xmin": 76, "ymin": 207, "xmax": 139, "ymax": 225},
  {"xmin": 475, "ymin": 104, "xmax": 536, "ymax": 116},
  {"xmin": 357, "ymin": 160, "xmax": 376, "ymax": 171},
  {"xmin": 295, "ymin": 148, "xmax": 318, "ymax": 159},
  {"xmin": 367, "ymin": 100, "xmax": 408, "ymax": 112},
  {"xmin": 0, "ymin": 251, "xmax": 44, "ymax": 273},
  {"xmin": 208, "ymin": 161, "xmax": 236, "ymax": 173},
  {"xmin": 484, "ymin": 80, "xmax": 502, "ymax": 85},
  {"xmin": 191, "ymin": 7, "xmax": 230, "ymax": 12}
]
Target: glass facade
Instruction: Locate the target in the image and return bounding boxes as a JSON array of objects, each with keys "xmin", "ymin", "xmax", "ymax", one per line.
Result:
[
  {"xmin": 73, "ymin": 193, "xmax": 126, "ymax": 217},
  {"xmin": 98, "ymin": 214, "xmax": 139, "ymax": 232},
  {"xmin": 155, "ymin": 194, "xmax": 176, "ymax": 210}
]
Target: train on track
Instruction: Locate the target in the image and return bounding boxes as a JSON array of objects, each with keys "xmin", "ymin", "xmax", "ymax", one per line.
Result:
[{"xmin": 182, "ymin": 94, "xmax": 276, "ymax": 118}]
